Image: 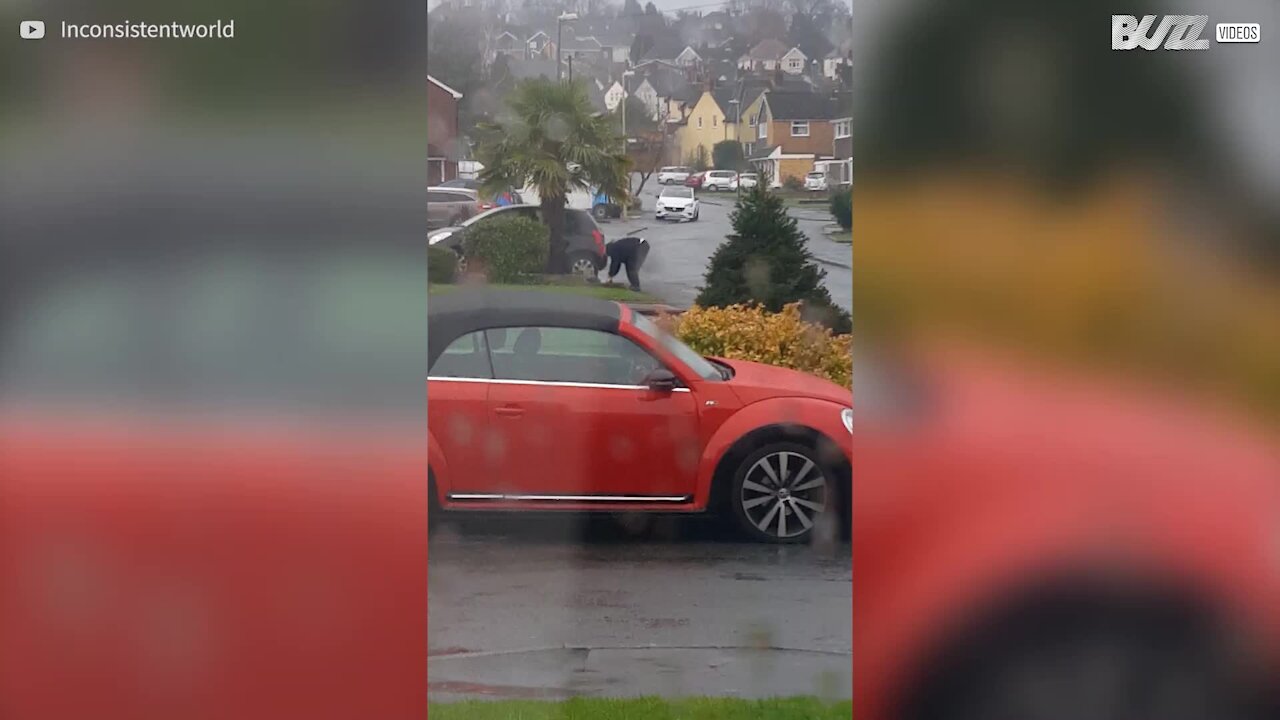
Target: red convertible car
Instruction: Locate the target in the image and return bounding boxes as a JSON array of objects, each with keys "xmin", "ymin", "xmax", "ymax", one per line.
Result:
[{"xmin": 427, "ymin": 289, "xmax": 853, "ymax": 543}]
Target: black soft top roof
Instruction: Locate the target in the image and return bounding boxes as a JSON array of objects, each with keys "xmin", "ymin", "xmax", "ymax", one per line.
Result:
[{"xmin": 428, "ymin": 288, "xmax": 622, "ymax": 367}]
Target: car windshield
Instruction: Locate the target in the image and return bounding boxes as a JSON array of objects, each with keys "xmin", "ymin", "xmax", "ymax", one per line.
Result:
[
  {"xmin": 629, "ymin": 312, "xmax": 722, "ymax": 381},
  {"xmin": 661, "ymin": 187, "xmax": 694, "ymax": 199}
]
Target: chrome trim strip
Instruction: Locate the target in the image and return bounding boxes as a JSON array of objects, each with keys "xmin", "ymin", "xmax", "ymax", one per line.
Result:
[
  {"xmin": 428, "ymin": 376, "xmax": 690, "ymax": 392},
  {"xmin": 449, "ymin": 493, "xmax": 692, "ymax": 503}
]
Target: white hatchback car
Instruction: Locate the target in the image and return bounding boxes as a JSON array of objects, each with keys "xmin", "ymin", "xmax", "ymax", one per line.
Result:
[
  {"xmin": 702, "ymin": 170, "xmax": 738, "ymax": 192},
  {"xmin": 804, "ymin": 171, "xmax": 829, "ymax": 192},
  {"xmin": 657, "ymin": 166, "xmax": 692, "ymax": 185},
  {"xmin": 655, "ymin": 185, "xmax": 699, "ymax": 222},
  {"xmin": 733, "ymin": 172, "xmax": 759, "ymax": 190}
]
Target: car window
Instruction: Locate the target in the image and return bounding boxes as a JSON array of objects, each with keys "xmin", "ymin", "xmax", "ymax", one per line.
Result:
[
  {"xmin": 429, "ymin": 190, "xmax": 466, "ymax": 203},
  {"xmin": 567, "ymin": 210, "xmax": 600, "ymax": 236},
  {"xmin": 486, "ymin": 326, "xmax": 662, "ymax": 386},
  {"xmin": 662, "ymin": 187, "xmax": 694, "ymax": 199},
  {"xmin": 629, "ymin": 312, "xmax": 723, "ymax": 382},
  {"xmin": 430, "ymin": 330, "xmax": 492, "ymax": 379}
]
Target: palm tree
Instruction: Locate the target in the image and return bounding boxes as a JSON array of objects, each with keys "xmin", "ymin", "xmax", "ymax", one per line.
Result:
[{"xmin": 476, "ymin": 78, "xmax": 631, "ymax": 273}]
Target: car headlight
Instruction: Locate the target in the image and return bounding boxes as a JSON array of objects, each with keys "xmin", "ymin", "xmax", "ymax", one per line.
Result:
[
  {"xmin": 841, "ymin": 407, "xmax": 853, "ymax": 433},
  {"xmin": 428, "ymin": 230, "xmax": 453, "ymax": 245}
]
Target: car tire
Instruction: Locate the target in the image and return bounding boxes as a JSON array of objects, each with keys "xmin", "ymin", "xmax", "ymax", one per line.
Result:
[
  {"xmin": 568, "ymin": 251, "xmax": 599, "ymax": 278},
  {"xmin": 901, "ymin": 592, "xmax": 1264, "ymax": 720},
  {"xmin": 729, "ymin": 442, "xmax": 834, "ymax": 544},
  {"xmin": 592, "ymin": 204, "xmax": 608, "ymax": 220},
  {"xmin": 692, "ymin": 208, "xmax": 699, "ymax": 221}
]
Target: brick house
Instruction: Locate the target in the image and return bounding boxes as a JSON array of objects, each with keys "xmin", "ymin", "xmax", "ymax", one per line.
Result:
[
  {"xmin": 748, "ymin": 90, "xmax": 848, "ymax": 186},
  {"xmin": 427, "ymin": 75, "xmax": 463, "ymax": 185}
]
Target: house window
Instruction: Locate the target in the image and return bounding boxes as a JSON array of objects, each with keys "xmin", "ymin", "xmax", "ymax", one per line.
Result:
[
  {"xmin": 697, "ymin": 116, "xmax": 703, "ymax": 129},
  {"xmin": 788, "ymin": 59, "xmax": 801, "ymax": 70},
  {"xmin": 758, "ymin": 120, "xmax": 767, "ymax": 140},
  {"xmin": 749, "ymin": 112, "xmax": 757, "ymax": 127},
  {"xmin": 834, "ymin": 120, "xmax": 851, "ymax": 139},
  {"xmin": 712, "ymin": 115, "xmax": 717, "ymax": 127},
  {"xmin": 790, "ymin": 121, "xmax": 809, "ymax": 137}
]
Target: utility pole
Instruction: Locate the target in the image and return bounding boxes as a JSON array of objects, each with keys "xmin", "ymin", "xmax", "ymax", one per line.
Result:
[{"xmin": 555, "ymin": 13, "xmax": 578, "ymax": 82}]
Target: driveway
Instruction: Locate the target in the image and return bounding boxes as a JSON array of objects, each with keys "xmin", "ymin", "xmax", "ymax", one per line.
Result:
[
  {"xmin": 600, "ymin": 179, "xmax": 851, "ymax": 312},
  {"xmin": 428, "ymin": 516, "xmax": 852, "ymax": 701}
]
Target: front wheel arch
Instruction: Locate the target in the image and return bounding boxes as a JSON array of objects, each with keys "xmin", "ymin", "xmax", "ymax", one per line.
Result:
[{"xmin": 708, "ymin": 424, "xmax": 849, "ymax": 529}]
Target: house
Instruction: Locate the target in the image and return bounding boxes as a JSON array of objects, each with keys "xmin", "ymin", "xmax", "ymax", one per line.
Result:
[
  {"xmin": 604, "ymin": 80, "xmax": 625, "ymax": 112},
  {"xmin": 585, "ymin": 82, "xmax": 609, "ymax": 115},
  {"xmin": 820, "ymin": 115, "xmax": 852, "ymax": 186},
  {"xmin": 639, "ymin": 34, "xmax": 699, "ymax": 67},
  {"xmin": 824, "ymin": 48, "xmax": 850, "ymax": 81},
  {"xmin": 779, "ymin": 46, "xmax": 808, "ymax": 75},
  {"xmin": 734, "ymin": 85, "xmax": 770, "ymax": 157},
  {"xmin": 492, "ymin": 29, "xmax": 527, "ymax": 60},
  {"xmin": 592, "ymin": 29, "xmax": 633, "ymax": 64},
  {"xmin": 749, "ymin": 90, "xmax": 849, "ymax": 186},
  {"xmin": 427, "ymin": 74, "xmax": 463, "ymax": 185},
  {"xmin": 640, "ymin": 64, "xmax": 696, "ymax": 121},
  {"xmin": 675, "ymin": 87, "xmax": 741, "ymax": 167},
  {"xmin": 526, "ymin": 29, "xmax": 553, "ymax": 59},
  {"xmin": 675, "ymin": 46, "xmax": 703, "ymax": 67},
  {"xmin": 632, "ymin": 79, "xmax": 661, "ymax": 121},
  {"xmin": 657, "ymin": 78, "xmax": 700, "ymax": 124},
  {"xmin": 609, "ymin": 77, "xmax": 662, "ymax": 121},
  {"xmin": 560, "ymin": 31, "xmax": 608, "ymax": 63},
  {"xmin": 737, "ymin": 38, "xmax": 789, "ymax": 72}
]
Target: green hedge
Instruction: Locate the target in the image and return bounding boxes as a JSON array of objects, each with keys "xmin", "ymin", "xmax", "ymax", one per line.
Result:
[
  {"xmin": 428, "ymin": 245, "xmax": 458, "ymax": 284},
  {"xmin": 461, "ymin": 216, "xmax": 548, "ymax": 283},
  {"xmin": 829, "ymin": 190, "xmax": 852, "ymax": 231}
]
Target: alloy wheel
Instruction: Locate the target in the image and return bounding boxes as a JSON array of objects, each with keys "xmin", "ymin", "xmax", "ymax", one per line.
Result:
[
  {"xmin": 570, "ymin": 255, "xmax": 597, "ymax": 278},
  {"xmin": 739, "ymin": 450, "xmax": 826, "ymax": 540}
]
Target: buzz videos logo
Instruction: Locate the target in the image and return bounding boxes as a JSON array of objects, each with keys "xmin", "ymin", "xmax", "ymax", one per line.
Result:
[
  {"xmin": 1113, "ymin": 15, "xmax": 1261, "ymax": 50},
  {"xmin": 1113, "ymin": 15, "xmax": 1209, "ymax": 50}
]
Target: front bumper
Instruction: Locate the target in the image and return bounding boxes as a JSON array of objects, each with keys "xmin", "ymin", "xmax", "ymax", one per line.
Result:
[{"xmin": 656, "ymin": 205, "xmax": 696, "ymax": 220}]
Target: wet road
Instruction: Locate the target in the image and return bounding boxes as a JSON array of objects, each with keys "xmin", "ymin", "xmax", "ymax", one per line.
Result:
[
  {"xmin": 428, "ymin": 515, "xmax": 852, "ymax": 700},
  {"xmin": 602, "ymin": 180, "xmax": 852, "ymax": 312}
]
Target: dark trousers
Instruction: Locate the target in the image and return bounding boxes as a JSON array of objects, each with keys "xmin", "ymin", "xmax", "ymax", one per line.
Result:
[{"xmin": 608, "ymin": 241, "xmax": 649, "ymax": 290}]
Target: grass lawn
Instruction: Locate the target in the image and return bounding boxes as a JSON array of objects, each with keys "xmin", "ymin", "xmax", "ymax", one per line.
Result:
[
  {"xmin": 427, "ymin": 697, "xmax": 853, "ymax": 720},
  {"xmin": 429, "ymin": 281, "xmax": 660, "ymax": 304}
]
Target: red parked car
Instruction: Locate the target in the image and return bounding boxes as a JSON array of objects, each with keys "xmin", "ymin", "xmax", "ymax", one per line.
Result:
[
  {"xmin": 427, "ymin": 289, "xmax": 853, "ymax": 542},
  {"xmin": 851, "ymin": 346, "xmax": 1280, "ymax": 720},
  {"xmin": 684, "ymin": 172, "xmax": 705, "ymax": 189}
]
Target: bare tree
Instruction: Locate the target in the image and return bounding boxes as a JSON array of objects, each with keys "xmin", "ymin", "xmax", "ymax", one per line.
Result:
[{"xmin": 627, "ymin": 128, "xmax": 669, "ymax": 198}]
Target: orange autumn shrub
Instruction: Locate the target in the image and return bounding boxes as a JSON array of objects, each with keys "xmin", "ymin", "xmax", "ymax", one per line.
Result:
[{"xmin": 664, "ymin": 303, "xmax": 852, "ymax": 388}]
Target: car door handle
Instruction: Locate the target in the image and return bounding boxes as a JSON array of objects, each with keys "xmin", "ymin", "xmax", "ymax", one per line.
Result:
[{"xmin": 494, "ymin": 405, "xmax": 525, "ymax": 418}]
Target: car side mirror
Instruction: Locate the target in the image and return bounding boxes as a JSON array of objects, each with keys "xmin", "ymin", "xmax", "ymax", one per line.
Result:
[{"xmin": 646, "ymin": 368, "xmax": 678, "ymax": 392}]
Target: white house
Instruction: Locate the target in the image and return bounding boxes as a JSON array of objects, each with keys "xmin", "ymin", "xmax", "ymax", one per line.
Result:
[
  {"xmin": 737, "ymin": 38, "xmax": 789, "ymax": 72},
  {"xmin": 605, "ymin": 78, "xmax": 662, "ymax": 120},
  {"xmin": 780, "ymin": 47, "xmax": 808, "ymax": 75},
  {"xmin": 604, "ymin": 80, "xmax": 625, "ymax": 111},
  {"xmin": 824, "ymin": 49, "xmax": 849, "ymax": 80},
  {"xmin": 675, "ymin": 46, "xmax": 702, "ymax": 67},
  {"xmin": 634, "ymin": 78, "xmax": 661, "ymax": 120}
]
